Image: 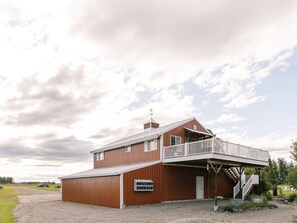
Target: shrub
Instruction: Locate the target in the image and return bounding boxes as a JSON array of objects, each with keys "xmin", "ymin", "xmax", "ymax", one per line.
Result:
[
  {"xmin": 288, "ymin": 193, "xmax": 297, "ymax": 202},
  {"xmin": 218, "ymin": 204, "xmax": 236, "ymax": 212},
  {"xmin": 219, "ymin": 201, "xmax": 276, "ymax": 213},
  {"xmin": 261, "ymin": 191, "xmax": 272, "ymax": 201},
  {"xmin": 238, "ymin": 201, "xmax": 254, "ymax": 210}
]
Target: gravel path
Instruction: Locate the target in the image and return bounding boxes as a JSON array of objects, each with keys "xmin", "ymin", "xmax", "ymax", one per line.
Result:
[{"xmin": 12, "ymin": 187, "xmax": 297, "ymax": 223}]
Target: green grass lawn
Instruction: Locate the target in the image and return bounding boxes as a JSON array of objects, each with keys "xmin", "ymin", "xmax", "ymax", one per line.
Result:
[
  {"xmin": 6, "ymin": 183, "xmax": 61, "ymax": 191},
  {"xmin": 0, "ymin": 186, "xmax": 20, "ymax": 223},
  {"xmin": 28, "ymin": 183, "xmax": 61, "ymax": 191}
]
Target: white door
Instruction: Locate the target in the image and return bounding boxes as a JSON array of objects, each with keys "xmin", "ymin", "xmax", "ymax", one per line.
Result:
[{"xmin": 196, "ymin": 176, "xmax": 204, "ymax": 199}]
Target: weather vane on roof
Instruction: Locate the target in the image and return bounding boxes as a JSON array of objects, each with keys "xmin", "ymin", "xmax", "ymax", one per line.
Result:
[{"xmin": 149, "ymin": 108, "xmax": 153, "ymax": 119}]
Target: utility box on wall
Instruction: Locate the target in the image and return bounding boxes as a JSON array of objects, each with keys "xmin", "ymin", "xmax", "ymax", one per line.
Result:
[{"xmin": 134, "ymin": 179, "xmax": 154, "ymax": 192}]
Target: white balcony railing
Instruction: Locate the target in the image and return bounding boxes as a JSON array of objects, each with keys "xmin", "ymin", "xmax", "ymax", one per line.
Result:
[{"xmin": 163, "ymin": 138, "xmax": 269, "ymax": 162}]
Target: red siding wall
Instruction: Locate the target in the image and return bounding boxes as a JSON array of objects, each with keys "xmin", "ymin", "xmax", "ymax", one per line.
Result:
[
  {"xmin": 94, "ymin": 139, "xmax": 160, "ymax": 168},
  {"xmin": 123, "ymin": 164, "xmax": 234, "ymax": 206},
  {"xmin": 62, "ymin": 176, "xmax": 120, "ymax": 208},
  {"xmin": 163, "ymin": 119, "xmax": 208, "ymax": 146}
]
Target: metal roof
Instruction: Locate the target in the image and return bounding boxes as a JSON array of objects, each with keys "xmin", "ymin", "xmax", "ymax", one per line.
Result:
[
  {"xmin": 90, "ymin": 117, "xmax": 204, "ymax": 153},
  {"xmin": 59, "ymin": 161, "xmax": 161, "ymax": 179}
]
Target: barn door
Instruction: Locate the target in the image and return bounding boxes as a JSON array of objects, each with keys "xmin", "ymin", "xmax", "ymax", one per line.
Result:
[{"xmin": 196, "ymin": 176, "xmax": 204, "ymax": 199}]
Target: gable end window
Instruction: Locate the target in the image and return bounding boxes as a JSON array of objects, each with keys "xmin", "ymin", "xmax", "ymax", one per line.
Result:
[
  {"xmin": 144, "ymin": 139, "xmax": 157, "ymax": 152},
  {"xmin": 193, "ymin": 125, "xmax": 197, "ymax": 130},
  {"xmin": 125, "ymin": 145, "xmax": 132, "ymax": 153},
  {"xmin": 170, "ymin": 135, "xmax": 181, "ymax": 145},
  {"xmin": 96, "ymin": 152, "xmax": 104, "ymax": 161}
]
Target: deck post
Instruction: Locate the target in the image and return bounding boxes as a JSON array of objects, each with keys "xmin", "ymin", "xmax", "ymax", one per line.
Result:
[
  {"xmin": 209, "ymin": 162, "xmax": 223, "ymax": 211},
  {"xmin": 239, "ymin": 166, "xmax": 245, "ymax": 199}
]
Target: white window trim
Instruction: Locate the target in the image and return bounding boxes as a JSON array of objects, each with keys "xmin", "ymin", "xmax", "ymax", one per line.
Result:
[
  {"xmin": 170, "ymin": 135, "xmax": 182, "ymax": 146},
  {"xmin": 144, "ymin": 139, "xmax": 157, "ymax": 152},
  {"xmin": 96, "ymin": 152, "xmax": 104, "ymax": 161},
  {"xmin": 124, "ymin": 145, "xmax": 132, "ymax": 153}
]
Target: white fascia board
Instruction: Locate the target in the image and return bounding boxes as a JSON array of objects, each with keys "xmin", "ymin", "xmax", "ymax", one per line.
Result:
[
  {"xmin": 90, "ymin": 133, "xmax": 160, "ymax": 154},
  {"xmin": 192, "ymin": 117, "xmax": 212, "ymax": 135},
  {"xmin": 184, "ymin": 127, "xmax": 212, "ymax": 136},
  {"xmin": 59, "ymin": 172, "xmax": 120, "ymax": 180},
  {"xmin": 162, "ymin": 154, "xmax": 268, "ymax": 167}
]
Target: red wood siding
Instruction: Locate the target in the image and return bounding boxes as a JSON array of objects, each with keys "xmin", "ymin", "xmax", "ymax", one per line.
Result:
[
  {"xmin": 163, "ymin": 119, "xmax": 208, "ymax": 146},
  {"xmin": 162, "ymin": 165, "xmax": 208, "ymax": 201},
  {"xmin": 123, "ymin": 164, "xmax": 163, "ymax": 205},
  {"xmin": 62, "ymin": 176, "xmax": 120, "ymax": 208},
  {"xmin": 123, "ymin": 164, "xmax": 234, "ymax": 206},
  {"xmin": 94, "ymin": 140, "xmax": 160, "ymax": 168}
]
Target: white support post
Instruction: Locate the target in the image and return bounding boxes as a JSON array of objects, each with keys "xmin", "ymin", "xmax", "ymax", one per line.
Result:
[
  {"xmin": 160, "ymin": 134, "xmax": 164, "ymax": 160},
  {"xmin": 120, "ymin": 174, "xmax": 124, "ymax": 209},
  {"xmin": 212, "ymin": 137, "xmax": 215, "ymax": 153},
  {"xmin": 185, "ymin": 142, "xmax": 188, "ymax": 156}
]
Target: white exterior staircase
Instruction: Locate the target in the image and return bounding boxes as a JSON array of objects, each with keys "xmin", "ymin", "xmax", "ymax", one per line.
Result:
[{"xmin": 224, "ymin": 168, "xmax": 259, "ymax": 199}]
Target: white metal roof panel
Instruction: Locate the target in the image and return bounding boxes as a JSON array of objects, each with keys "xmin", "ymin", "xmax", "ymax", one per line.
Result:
[
  {"xmin": 59, "ymin": 160, "xmax": 161, "ymax": 180},
  {"xmin": 91, "ymin": 117, "xmax": 200, "ymax": 153}
]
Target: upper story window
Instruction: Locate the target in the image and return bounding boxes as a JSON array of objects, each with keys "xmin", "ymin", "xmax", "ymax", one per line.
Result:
[
  {"xmin": 125, "ymin": 145, "xmax": 132, "ymax": 153},
  {"xmin": 170, "ymin": 135, "xmax": 181, "ymax": 145},
  {"xmin": 144, "ymin": 139, "xmax": 157, "ymax": 152},
  {"xmin": 96, "ymin": 152, "xmax": 104, "ymax": 161},
  {"xmin": 193, "ymin": 125, "xmax": 197, "ymax": 130}
]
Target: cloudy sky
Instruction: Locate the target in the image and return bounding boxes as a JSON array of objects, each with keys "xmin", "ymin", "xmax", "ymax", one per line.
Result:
[{"xmin": 0, "ymin": 0, "xmax": 297, "ymax": 182}]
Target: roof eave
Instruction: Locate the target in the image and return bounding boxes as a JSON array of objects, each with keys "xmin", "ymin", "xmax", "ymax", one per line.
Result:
[{"xmin": 90, "ymin": 133, "xmax": 161, "ymax": 154}]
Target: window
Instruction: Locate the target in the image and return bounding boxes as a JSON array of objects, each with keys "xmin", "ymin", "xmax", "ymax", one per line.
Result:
[
  {"xmin": 125, "ymin": 145, "xmax": 132, "ymax": 153},
  {"xmin": 96, "ymin": 152, "xmax": 104, "ymax": 161},
  {"xmin": 170, "ymin": 135, "xmax": 181, "ymax": 145},
  {"xmin": 144, "ymin": 139, "xmax": 157, "ymax": 152},
  {"xmin": 193, "ymin": 125, "xmax": 197, "ymax": 130}
]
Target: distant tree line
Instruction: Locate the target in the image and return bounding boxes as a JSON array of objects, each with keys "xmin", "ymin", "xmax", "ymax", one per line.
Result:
[
  {"xmin": 245, "ymin": 139, "xmax": 297, "ymax": 191},
  {"xmin": 0, "ymin": 176, "xmax": 14, "ymax": 184}
]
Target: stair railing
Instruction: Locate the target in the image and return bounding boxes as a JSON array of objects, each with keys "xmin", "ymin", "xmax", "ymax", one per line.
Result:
[
  {"xmin": 233, "ymin": 173, "xmax": 246, "ymax": 199},
  {"xmin": 242, "ymin": 175, "xmax": 259, "ymax": 199}
]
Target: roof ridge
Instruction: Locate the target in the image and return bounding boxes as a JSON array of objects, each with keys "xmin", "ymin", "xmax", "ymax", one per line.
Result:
[{"xmin": 90, "ymin": 117, "xmax": 196, "ymax": 153}]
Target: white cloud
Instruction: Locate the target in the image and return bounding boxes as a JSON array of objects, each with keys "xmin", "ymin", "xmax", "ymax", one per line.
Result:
[
  {"xmin": 206, "ymin": 113, "xmax": 246, "ymax": 125},
  {"xmin": 0, "ymin": 0, "xmax": 297, "ymax": 180}
]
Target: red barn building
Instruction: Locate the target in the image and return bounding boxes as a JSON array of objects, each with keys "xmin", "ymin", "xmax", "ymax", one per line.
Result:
[{"xmin": 60, "ymin": 117, "xmax": 268, "ymax": 208}]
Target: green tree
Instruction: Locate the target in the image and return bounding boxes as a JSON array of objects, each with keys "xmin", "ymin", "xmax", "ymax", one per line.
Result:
[
  {"xmin": 244, "ymin": 167, "xmax": 271, "ymax": 193},
  {"xmin": 286, "ymin": 166, "xmax": 297, "ymax": 189},
  {"xmin": 268, "ymin": 157, "xmax": 279, "ymax": 185},
  {"xmin": 277, "ymin": 158, "xmax": 288, "ymax": 184},
  {"xmin": 291, "ymin": 140, "xmax": 297, "ymax": 162}
]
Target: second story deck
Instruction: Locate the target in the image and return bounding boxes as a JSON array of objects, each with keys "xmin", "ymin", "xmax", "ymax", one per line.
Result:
[{"xmin": 163, "ymin": 138, "xmax": 269, "ymax": 166}]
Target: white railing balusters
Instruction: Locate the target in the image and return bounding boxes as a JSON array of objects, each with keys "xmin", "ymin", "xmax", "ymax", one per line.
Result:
[
  {"xmin": 242, "ymin": 175, "xmax": 259, "ymax": 199},
  {"xmin": 163, "ymin": 138, "xmax": 268, "ymax": 162},
  {"xmin": 233, "ymin": 173, "xmax": 246, "ymax": 198}
]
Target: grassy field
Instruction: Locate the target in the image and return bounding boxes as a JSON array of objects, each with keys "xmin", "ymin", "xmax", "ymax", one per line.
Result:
[
  {"xmin": 0, "ymin": 186, "xmax": 19, "ymax": 223},
  {"xmin": 6, "ymin": 183, "xmax": 61, "ymax": 191},
  {"xmin": 28, "ymin": 184, "xmax": 61, "ymax": 191}
]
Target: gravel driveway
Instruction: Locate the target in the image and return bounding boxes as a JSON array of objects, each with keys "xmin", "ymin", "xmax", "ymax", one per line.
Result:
[{"xmin": 12, "ymin": 187, "xmax": 297, "ymax": 223}]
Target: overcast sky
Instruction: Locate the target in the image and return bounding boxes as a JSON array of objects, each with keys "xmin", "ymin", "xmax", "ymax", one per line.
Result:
[{"xmin": 0, "ymin": 0, "xmax": 297, "ymax": 182}]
